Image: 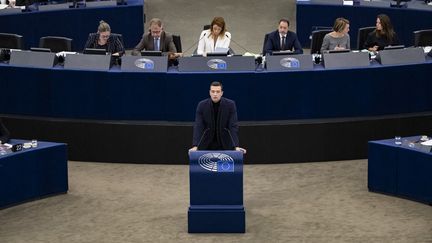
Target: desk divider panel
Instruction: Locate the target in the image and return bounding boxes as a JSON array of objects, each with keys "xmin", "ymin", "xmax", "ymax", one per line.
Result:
[
  {"xmin": 121, "ymin": 56, "xmax": 168, "ymax": 72},
  {"xmin": 38, "ymin": 3, "xmax": 70, "ymax": 11},
  {"xmin": 64, "ymin": 53, "xmax": 111, "ymax": 71},
  {"xmin": 376, "ymin": 48, "xmax": 426, "ymax": 65},
  {"xmin": 9, "ymin": 50, "xmax": 56, "ymax": 68},
  {"xmin": 266, "ymin": 54, "xmax": 314, "ymax": 71},
  {"xmin": 86, "ymin": 0, "xmax": 117, "ymax": 7},
  {"xmin": 323, "ymin": 51, "xmax": 370, "ymax": 69},
  {"xmin": 0, "ymin": 8, "xmax": 22, "ymax": 15},
  {"xmin": 179, "ymin": 56, "xmax": 255, "ymax": 72}
]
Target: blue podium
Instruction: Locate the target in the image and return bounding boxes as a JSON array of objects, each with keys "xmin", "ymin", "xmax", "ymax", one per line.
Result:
[{"xmin": 188, "ymin": 151, "xmax": 245, "ymax": 233}]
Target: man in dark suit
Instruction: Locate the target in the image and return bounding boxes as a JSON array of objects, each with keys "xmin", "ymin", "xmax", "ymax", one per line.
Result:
[
  {"xmin": 264, "ymin": 18, "xmax": 303, "ymax": 55},
  {"xmin": 0, "ymin": 118, "xmax": 10, "ymax": 144},
  {"xmin": 132, "ymin": 18, "xmax": 177, "ymax": 56},
  {"xmin": 190, "ymin": 81, "xmax": 246, "ymax": 153}
]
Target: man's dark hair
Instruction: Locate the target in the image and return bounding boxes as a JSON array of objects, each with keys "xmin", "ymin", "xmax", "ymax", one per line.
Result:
[
  {"xmin": 279, "ymin": 18, "xmax": 290, "ymax": 26},
  {"xmin": 210, "ymin": 81, "xmax": 223, "ymax": 90}
]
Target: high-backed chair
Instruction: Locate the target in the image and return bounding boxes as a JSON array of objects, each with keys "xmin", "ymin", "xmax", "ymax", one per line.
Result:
[
  {"xmin": 39, "ymin": 36, "xmax": 72, "ymax": 52},
  {"xmin": 203, "ymin": 25, "xmax": 211, "ymax": 30},
  {"xmin": 172, "ymin": 34, "xmax": 182, "ymax": 52},
  {"xmin": 110, "ymin": 33, "xmax": 124, "ymax": 47},
  {"xmin": 310, "ymin": 29, "xmax": 332, "ymax": 54},
  {"xmin": 262, "ymin": 33, "xmax": 270, "ymax": 55},
  {"xmin": 357, "ymin": 26, "xmax": 375, "ymax": 50},
  {"xmin": 0, "ymin": 33, "xmax": 24, "ymax": 49},
  {"xmin": 413, "ymin": 29, "xmax": 432, "ymax": 47}
]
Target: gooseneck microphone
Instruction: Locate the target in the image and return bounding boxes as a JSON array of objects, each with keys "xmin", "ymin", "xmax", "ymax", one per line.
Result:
[
  {"xmin": 225, "ymin": 34, "xmax": 251, "ymax": 55},
  {"xmin": 182, "ymin": 32, "xmax": 207, "ymax": 55},
  {"xmin": 225, "ymin": 34, "xmax": 262, "ymax": 64},
  {"xmin": 195, "ymin": 128, "xmax": 210, "ymax": 149}
]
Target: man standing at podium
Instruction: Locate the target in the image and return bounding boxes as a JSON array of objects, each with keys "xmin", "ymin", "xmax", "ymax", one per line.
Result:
[{"xmin": 190, "ymin": 81, "xmax": 246, "ymax": 153}]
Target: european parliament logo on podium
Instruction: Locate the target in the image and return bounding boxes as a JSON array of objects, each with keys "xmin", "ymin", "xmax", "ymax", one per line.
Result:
[{"xmin": 198, "ymin": 152, "xmax": 234, "ymax": 172}]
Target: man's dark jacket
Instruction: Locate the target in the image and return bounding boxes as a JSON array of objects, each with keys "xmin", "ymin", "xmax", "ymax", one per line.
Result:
[{"xmin": 193, "ymin": 97, "xmax": 239, "ymax": 150}]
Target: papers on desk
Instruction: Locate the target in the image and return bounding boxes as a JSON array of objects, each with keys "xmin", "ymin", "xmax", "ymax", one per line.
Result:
[
  {"xmin": 343, "ymin": 1, "xmax": 353, "ymax": 5},
  {"xmin": 420, "ymin": 140, "xmax": 432, "ymax": 146},
  {"xmin": 56, "ymin": 51, "xmax": 77, "ymax": 57},
  {"xmin": 423, "ymin": 46, "xmax": 432, "ymax": 54}
]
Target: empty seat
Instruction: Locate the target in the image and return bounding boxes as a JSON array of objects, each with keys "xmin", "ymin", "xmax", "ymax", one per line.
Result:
[
  {"xmin": 172, "ymin": 34, "xmax": 182, "ymax": 52},
  {"xmin": 39, "ymin": 36, "xmax": 72, "ymax": 52},
  {"xmin": 262, "ymin": 33, "xmax": 270, "ymax": 55},
  {"xmin": 0, "ymin": 33, "xmax": 24, "ymax": 49},
  {"xmin": 413, "ymin": 29, "xmax": 432, "ymax": 47},
  {"xmin": 357, "ymin": 26, "xmax": 375, "ymax": 50},
  {"xmin": 310, "ymin": 29, "xmax": 332, "ymax": 54}
]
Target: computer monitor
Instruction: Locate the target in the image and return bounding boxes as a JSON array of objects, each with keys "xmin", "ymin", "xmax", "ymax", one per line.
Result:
[
  {"xmin": 207, "ymin": 47, "xmax": 229, "ymax": 56},
  {"xmin": 206, "ymin": 52, "xmax": 228, "ymax": 57},
  {"xmin": 325, "ymin": 49, "xmax": 351, "ymax": 54},
  {"xmin": 384, "ymin": 45, "xmax": 405, "ymax": 50},
  {"xmin": 83, "ymin": 48, "xmax": 107, "ymax": 55},
  {"xmin": 391, "ymin": 0, "xmax": 410, "ymax": 8},
  {"xmin": 141, "ymin": 51, "xmax": 162, "ymax": 56},
  {"xmin": 271, "ymin": 50, "xmax": 295, "ymax": 56},
  {"xmin": 30, "ymin": 47, "xmax": 51, "ymax": 52}
]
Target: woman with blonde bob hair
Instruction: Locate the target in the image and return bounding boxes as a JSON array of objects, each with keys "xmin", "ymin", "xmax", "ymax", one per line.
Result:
[
  {"xmin": 197, "ymin": 17, "xmax": 231, "ymax": 56},
  {"xmin": 320, "ymin": 17, "xmax": 350, "ymax": 53}
]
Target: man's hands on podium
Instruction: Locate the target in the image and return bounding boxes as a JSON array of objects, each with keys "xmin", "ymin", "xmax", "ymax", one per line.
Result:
[
  {"xmin": 188, "ymin": 146, "xmax": 246, "ymax": 154},
  {"xmin": 235, "ymin": 147, "xmax": 247, "ymax": 154}
]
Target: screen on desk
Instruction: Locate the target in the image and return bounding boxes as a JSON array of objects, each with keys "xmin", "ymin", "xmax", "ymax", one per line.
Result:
[
  {"xmin": 384, "ymin": 45, "xmax": 405, "ymax": 50},
  {"xmin": 30, "ymin": 47, "xmax": 51, "ymax": 52},
  {"xmin": 206, "ymin": 52, "xmax": 228, "ymax": 57},
  {"xmin": 141, "ymin": 50, "xmax": 162, "ymax": 56},
  {"xmin": 271, "ymin": 50, "xmax": 295, "ymax": 55},
  {"xmin": 325, "ymin": 49, "xmax": 351, "ymax": 54},
  {"xmin": 83, "ymin": 48, "xmax": 107, "ymax": 55}
]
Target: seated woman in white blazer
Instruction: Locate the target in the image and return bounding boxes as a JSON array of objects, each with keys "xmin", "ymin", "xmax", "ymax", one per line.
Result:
[{"xmin": 197, "ymin": 17, "xmax": 231, "ymax": 56}]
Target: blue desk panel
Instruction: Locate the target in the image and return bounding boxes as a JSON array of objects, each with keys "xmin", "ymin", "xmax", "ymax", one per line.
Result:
[
  {"xmin": 0, "ymin": 59, "xmax": 431, "ymax": 121},
  {"xmin": 368, "ymin": 136, "xmax": 432, "ymax": 204},
  {"xmin": 0, "ymin": 1, "xmax": 143, "ymax": 50},
  {"xmin": 0, "ymin": 139, "xmax": 68, "ymax": 208},
  {"xmin": 297, "ymin": 1, "xmax": 432, "ymax": 48}
]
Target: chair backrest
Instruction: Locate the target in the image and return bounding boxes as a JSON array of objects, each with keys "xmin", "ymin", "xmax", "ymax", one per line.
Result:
[
  {"xmin": 39, "ymin": 36, "xmax": 72, "ymax": 52},
  {"xmin": 0, "ymin": 33, "xmax": 24, "ymax": 49},
  {"xmin": 413, "ymin": 29, "xmax": 432, "ymax": 47},
  {"xmin": 172, "ymin": 34, "xmax": 182, "ymax": 52},
  {"xmin": 357, "ymin": 26, "xmax": 375, "ymax": 50},
  {"xmin": 203, "ymin": 25, "xmax": 211, "ymax": 30},
  {"xmin": 262, "ymin": 33, "xmax": 270, "ymax": 55},
  {"xmin": 110, "ymin": 33, "xmax": 124, "ymax": 46},
  {"xmin": 310, "ymin": 29, "xmax": 332, "ymax": 54}
]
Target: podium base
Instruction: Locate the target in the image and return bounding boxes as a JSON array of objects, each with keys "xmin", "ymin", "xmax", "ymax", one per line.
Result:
[{"xmin": 188, "ymin": 205, "xmax": 245, "ymax": 233}]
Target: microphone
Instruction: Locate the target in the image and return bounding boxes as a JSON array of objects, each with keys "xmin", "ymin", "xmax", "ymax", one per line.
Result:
[
  {"xmin": 224, "ymin": 128, "xmax": 246, "ymax": 154},
  {"xmin": 225, "ymin": 34, "xmax": 262, "ymax": 64},
  {"xmin": 182, "ymin": 32, "xmax": 207, "ymax": 55},
  {"xmin": 195, "ymin": 128, "xmax": 210, "ymax": 149},
  {"xmin": 225, "ymin": 34, "xmax": 251, "ymax": 55}
]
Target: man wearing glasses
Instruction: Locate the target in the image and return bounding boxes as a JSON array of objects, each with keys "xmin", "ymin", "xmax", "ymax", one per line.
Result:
[{"xmin": 131, "ymin": 18, "xmax": 178, "ymax": 56}]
